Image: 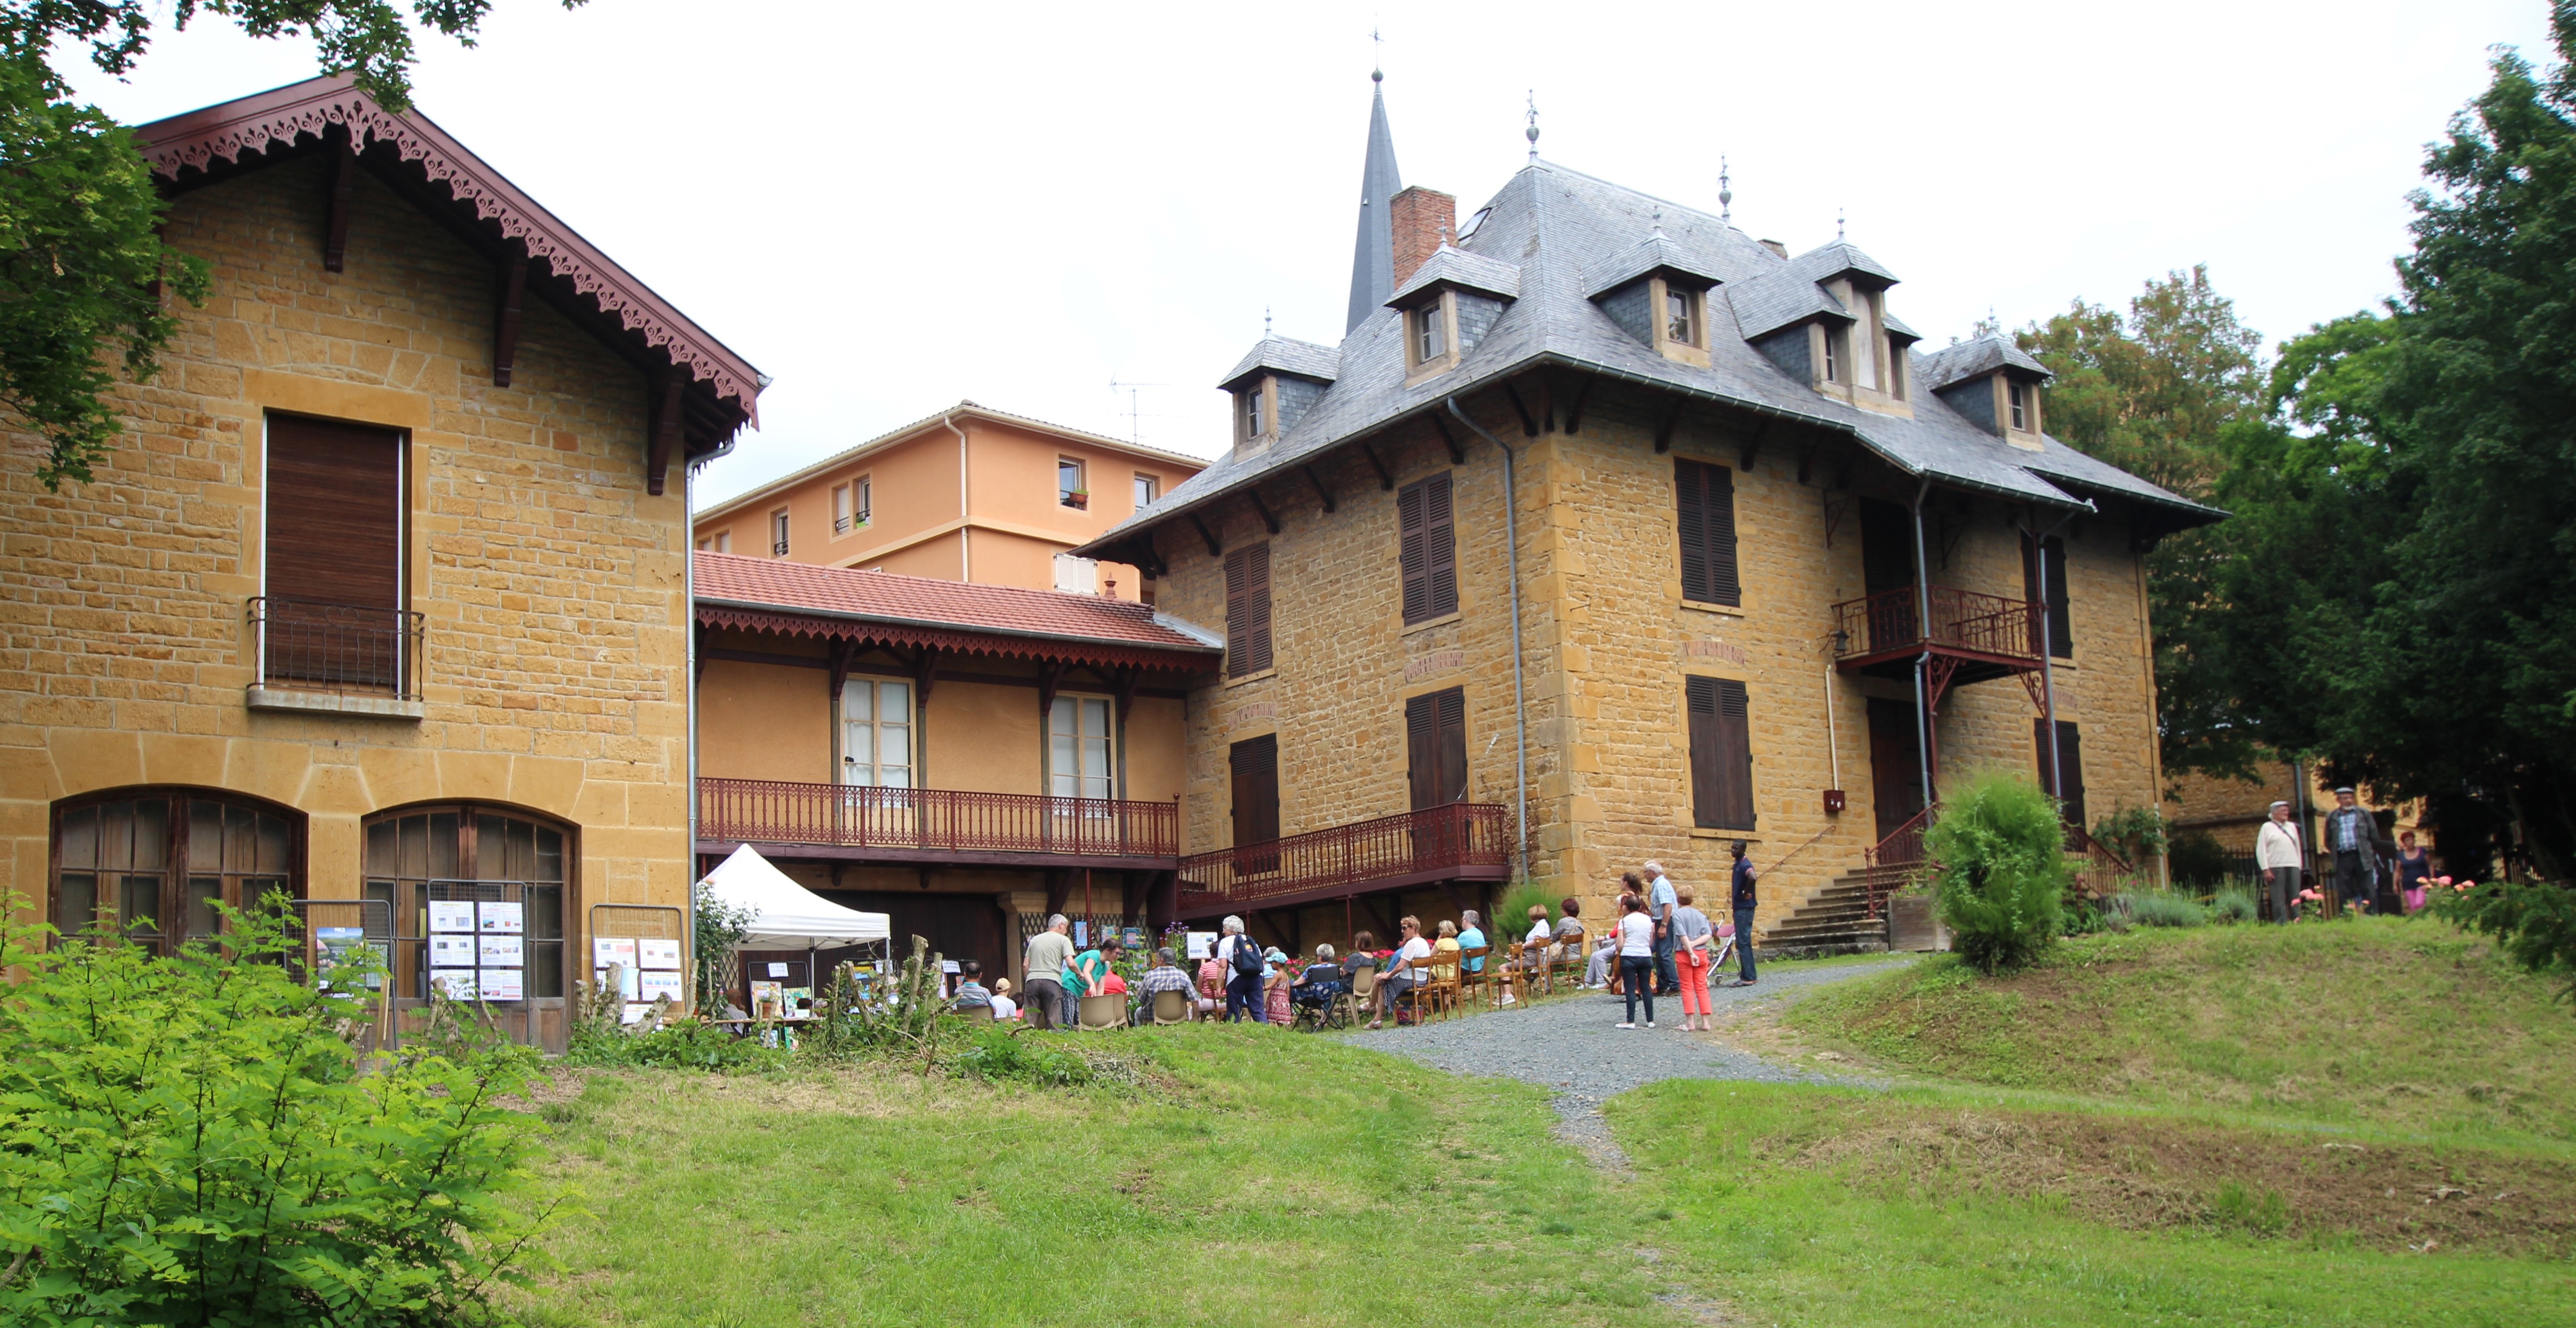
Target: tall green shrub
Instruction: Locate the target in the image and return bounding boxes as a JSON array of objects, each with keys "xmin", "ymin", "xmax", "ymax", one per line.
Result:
[
  {"xmin": 0, "ymin": 898, "xmax": 567, "ymax": 1327},
  {"xmin": 1927, "ymin": 770, "xmax": 2070, "ymax": 974}
]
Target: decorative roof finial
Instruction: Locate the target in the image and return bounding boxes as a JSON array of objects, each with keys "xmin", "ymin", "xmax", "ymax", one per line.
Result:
[
  {"xmin": 1265, "ymin": 306, "xmax": 1274, "ymax": 337},
  {"xmin": 1524, "ymin": 90, "xmax": 1540, "ymax": 162},
  {"xmin": 1719, "ymin": 155, "xmax": 1733, "ymax": 224},
  {"xmin": 1837, "ymin": 208, "xmax": 1846, "ymax": 242},
  {"xmin": 1371, "ymin": 25, "xmax": 1383, "ymax": 83},
  {"xmin": 1650, "ymin": 206, "xmax": 1665, "ymax": 239}
]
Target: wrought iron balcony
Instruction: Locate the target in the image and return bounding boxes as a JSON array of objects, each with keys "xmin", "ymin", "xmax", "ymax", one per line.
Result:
[
  {"xmin": 1831, "ymin": 586, "xmax": 2042, "ymax": 683},
  {"xmin": 247, "ymin": 597, "xmax": 424, "ymax": 703},
  {"xmin": 696, "ymin": 777, "xmax": 1179, "ymax": 865},
  {"xmin": 1175, "ymin": 802, "xmax": 1510, "ymax": 916}
]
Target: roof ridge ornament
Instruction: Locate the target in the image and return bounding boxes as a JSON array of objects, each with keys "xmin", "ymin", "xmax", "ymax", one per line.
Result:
[
  {"xmin": 1525, "ymin": 90, "xmax": 1540, "ymax": 162},
  {"xmin": 1719, "ymin": 156, "xmax": 1732, "ymax": 225},
  {"xmin": 1837, "ymin": 208, "xmax": 1846, "ymax": 243}
]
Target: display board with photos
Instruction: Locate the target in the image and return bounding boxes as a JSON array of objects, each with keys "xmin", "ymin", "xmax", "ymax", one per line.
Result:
[
  {"xmin": 594, "ymin": 933, "xmax": 686, "ymax": 1024},
  {"xmin": 428, "ymin": 895, "xmax": 528, "ymax": 1003}
]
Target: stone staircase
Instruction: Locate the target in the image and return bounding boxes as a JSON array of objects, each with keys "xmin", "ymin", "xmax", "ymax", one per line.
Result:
[{"xmin": 1753, "ymin": 866, "xmax": 1911, "ymax": 959}]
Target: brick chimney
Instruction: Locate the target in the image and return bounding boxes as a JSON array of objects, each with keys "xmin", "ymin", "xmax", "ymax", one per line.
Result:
[{"xmin": 1389, "ymin": 186, "xmax": 1456, "ymax": 290}]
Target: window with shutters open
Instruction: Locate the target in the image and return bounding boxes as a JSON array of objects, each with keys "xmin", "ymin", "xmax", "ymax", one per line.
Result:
[
  {"xmin": 2021, "ymin": 533, "xmax": 2072, "ymax": 659},
  {"xmin": 1223, "ymin": 544, "xmax": 1273, "ymax": 678},
  {"xmin": 1397, "ymin": 471, "xmax": 1459, "ymax": 624},
  {"xmin": 1674, "ymin": 458, "xmax": 1742, "ymax": 607},
  {"xmin": 1686, "ymin": 676, "xmax": 1756, "ymax": 830}
]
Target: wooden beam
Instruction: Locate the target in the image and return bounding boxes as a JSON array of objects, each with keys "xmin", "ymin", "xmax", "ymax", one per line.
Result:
[
  {"xmin": 826, "ymin": 638, "xmax": 855, "ymax": 705},
  {"xmin": 1190, "ymin": 513, "xmax": 1222, "ymax": 556},
  {"xmin": 1247, "ymin": 488, "xmax": 1281, "ymax": 535},
  {"xmin": 1797, "ymin": 440, "xmax": 1820, "ymax": 485},
  {"xmin": 1136, "ymin": 532, "xmax": 1167, "ymax": 579},
  {"xmin": 491, "ymin": 253, "xmax": 528, "ymax": 386},
  {"xmin": 1358, "ymin": 441, "xmax": 1395, "ymax": 491},
  {"xmin": 1562, "ymin": 373, "xmax": 1597, "ymax": 433},
  {"xmin": 1739, "ymin": 419, "xmax": 1770, "ymax": 473},
  {"xmin": 646, "ymin": 372, "xmax": 684, "ymax": 497},
  {"xmin": 913, "ymin": 647, "xmax": 941, "ymax": 703},
  {"xmin": 1654, "ymin": 399, "xmax": 1684, "ymax": 453},
  {"xmin": 1301, "ymin": 464, "xmax": 1337, "ymax": 514},
  {"xmin": 1037, "ymin": 661, "xmax": 1065, "ymax": 719},
  {"xmin": 1429, "ymin": 413, "xmax": 1466, "ymax": 465},
  {"xmin": 323, "ymin": 123, "xmax": 357, "ymax": 273},
  {"xmin": 1112, "ymin": 668, "xmax": 1138, "ymax": 727},
  {"xmin": 1503, "ymin": 381, "xmax": 1539, "ymax": 437}
]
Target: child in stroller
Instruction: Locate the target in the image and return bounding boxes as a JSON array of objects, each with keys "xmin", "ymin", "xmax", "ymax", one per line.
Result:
[{"xmin": 1291, "ymin": 943, "xmax": 1349, "ymax": 1030}]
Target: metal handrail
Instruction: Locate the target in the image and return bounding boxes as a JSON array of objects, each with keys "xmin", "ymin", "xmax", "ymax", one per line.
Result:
[
  {"xmin": 1833, "ymin": 585, "xmax": 2042, "ymax": 662},
  {"xmin": 697, "ymin": 777, "xmax": 1179, "ymax": 858},
  {"xmin": 1861, "ymin": 802, "xmax": 1940, "ymax": 918},
  {"xmin": 248, "ymin": 596, "xmax": 424, "ymax": 700},
  {"xmin": 1175, "ymin": 802, "xmax": 1508, "ymax": 905}
]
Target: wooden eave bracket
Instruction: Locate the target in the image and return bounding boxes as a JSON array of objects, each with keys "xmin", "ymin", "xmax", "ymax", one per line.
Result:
[
  {"xmin": 1502, "ymin": 382, "xmax": 1540, "ymax": 437},
  {"xmin": 647, "ymin": 372, "xmax": 683, "ymax": 496},
  {"xmin": 1190, "ymin": 514, "xmax": 1222, "ymax": 557},
  {"xmin": 1301, "ymin": 465, "xmax": 1337, "ymax": 514},
  {"xmin": 1247, "ymin": 489, "xmax": 1281, "ymax": 536},
  {"xmin": 1429, "ymin": 413, "xmax": 1466, "ymax": 465},
  {"xmin": 1654, "ymin": 400, "xmax": 1684, "ymax": 454},
  {"xmin": 1740, "ymin": 419, "xmax": 1770, "ymax": 473},
  {"xmin": 1357, "ymin": 441, "xmax": 1395, "ymax": 491},
  {"xmin": 492, "ymin": 252, "xmax": 528, "ymax": 386},
  {"xmin": 1562, "ymin": 373, "xmax": 1597, "ymax": 434},
  {"xmin": 323, "ymin": 123, "xmax": 356, "ymax": 273}
]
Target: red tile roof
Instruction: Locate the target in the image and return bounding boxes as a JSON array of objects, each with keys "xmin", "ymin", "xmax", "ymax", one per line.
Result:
[{"xmin": 693, "ymin": 552, "xmax": 1219, "ymax": 671}]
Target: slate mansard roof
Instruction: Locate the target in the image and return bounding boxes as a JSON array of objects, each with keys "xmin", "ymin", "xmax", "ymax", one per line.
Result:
[{"xmin": 1080, "ymin": 160, "xmax": 2216, "ymax": 562}]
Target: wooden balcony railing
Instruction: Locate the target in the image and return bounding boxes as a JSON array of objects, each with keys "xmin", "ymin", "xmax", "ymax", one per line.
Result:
[
  {"xmin": 697, "ymin": 778, "xmax": 1178, "ymax": 859},
  {"xmin": 1177, "ymin": 802, "xmax": 1509, "ymax": 906},
  {"xmin": 1833, "ymin": 585, "xmax": 2041, "ymax": 665}
]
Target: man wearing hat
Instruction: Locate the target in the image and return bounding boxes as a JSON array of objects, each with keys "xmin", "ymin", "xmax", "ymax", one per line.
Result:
[
  {"xmin": 2255, "ymin": 799, "xmax": 2304, "ymax": 923},
  {"xmin": 2322, "ymin": 787, "xmax": 2393, "ymax": 913}
]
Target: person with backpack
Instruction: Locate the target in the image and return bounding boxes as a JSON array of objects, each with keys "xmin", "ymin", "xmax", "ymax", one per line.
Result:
[{"xmin": 1217, "ymin": 916, "xmax": 1265, "ymax": 1023}]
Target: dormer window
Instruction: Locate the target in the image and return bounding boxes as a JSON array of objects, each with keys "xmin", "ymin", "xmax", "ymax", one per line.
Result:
[
  {"xmin": 2009, "ymin": 381, "xmax": 2031, "ymax": 431},
  {"xmin": 1665, "ymin": 287, "xmax": 1697, "ymax": 347},
  {"xmin": 1822, "ymin": 327, "xmax": 1843, "ymax": 384},
  {"xmin": 1238, "ymin": 383, "xmax": 1267, "ymax": 442},
  {"xmin": 1413, "ymin": 303, "xmax": 1447, "ymax": 363}
]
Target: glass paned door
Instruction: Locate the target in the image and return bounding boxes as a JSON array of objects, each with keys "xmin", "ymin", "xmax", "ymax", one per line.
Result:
[
  {"xmin": 1049, "ymin": 696, "xmax": 1114, "ymax": 800},
  {"xmin": 841, "ymin": 680, "xmax": 913, "ymax": 788}
]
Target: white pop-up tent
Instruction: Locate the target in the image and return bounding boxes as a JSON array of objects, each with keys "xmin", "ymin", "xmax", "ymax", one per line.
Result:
[{"xmin": 699, "ymin": 843, "xmax": 889, "ymax": 950}]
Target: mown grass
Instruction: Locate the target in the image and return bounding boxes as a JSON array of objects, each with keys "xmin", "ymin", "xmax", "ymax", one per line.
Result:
[
  {"xmin": 510, "ymin": 1027, "xmax": 1675, "ymax": 1328},
  {"xmin": 1786, "ymin": 918, "xmax": 2576, "ymax": 1144},
  {"xmin": 1609, "ymin": 1080, "xmax": 2576, "ymax": 1328}
]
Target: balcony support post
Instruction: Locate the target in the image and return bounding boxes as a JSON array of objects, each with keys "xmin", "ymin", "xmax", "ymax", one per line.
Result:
[{"xmin": 1909, "ymin": 478, "xmax": 1936, "ymax": 808}]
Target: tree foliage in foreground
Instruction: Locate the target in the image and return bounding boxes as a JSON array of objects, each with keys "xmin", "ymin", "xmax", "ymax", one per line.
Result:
[
  {"xmin": 0, "ymin": 0, "xmax": 582, "ymax": 489},
  {"xmin": 0, "ymin": 899, "xmax": 567, "ymax": 1326},
  {"xmin": 1928, "ymin": 770, "xmax": 2068, "ymax": 975}
]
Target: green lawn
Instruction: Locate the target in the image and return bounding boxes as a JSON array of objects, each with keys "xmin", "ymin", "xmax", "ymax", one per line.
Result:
[
  {"xmin": 513, "ymin": 1028, "xmax": 1674, "ymax": 1328},
  {"xmin": 1609, "ymin": 1081, "xmax": 2576, "ymax": 1328},
  {"xmin": 1788, "ymin": 919, "xmax": 2576, "ymax": 1146}
]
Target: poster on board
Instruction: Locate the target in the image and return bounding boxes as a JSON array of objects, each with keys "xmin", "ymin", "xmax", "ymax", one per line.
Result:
[
  {"xmin": 592, "ymin": 938, "xmax": 637, "ymax": 972},
  {"xmin": 428, "ymin": 901, "xmax": 476, "ymax": 934},
  {"xmin": 430, "ymin": 969, "xmax": 478, "ymax": 1001},
  {"xmin": 1185, "ymin": 931, "xmax": 1217, "ymax": 960},
  {"xmin": 479, "ymin": 934, "xmax": 524, "ymax": 967},
  {"xmin": 314, "ymin": 927, "xmax": 382, "ymax": 992},
  {"xmin": 594, "ymin": 966, "xmax": 641, "ymax": 1000},
  {"xmin": 430, "ymin": 934, "xmax": 476, "ymax": 969},
  {"xmin": 637, "ymin": 972, "xmax": 684, "ymax": 1003},
  {"xmin": 477, "ymin": 901, "xmax": 524, "ymax": 934},
  {"xmin": 637, "ymin": 938, "xmax": 682, "ymax": 971},
  {"xmin": 478, "ymin": 968, "xmax": 524, "ymax": 1001}
]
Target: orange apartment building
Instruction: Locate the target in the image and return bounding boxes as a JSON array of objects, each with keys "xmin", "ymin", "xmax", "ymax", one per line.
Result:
[
  {"xmin": 690, "ymin": 403, "xmax": 1206, "ymax": 603},
  {"xmin": 1, "ymin": 78, "xmax": 763, "ymax": 1050},
  {"xmin": 691, "ymin": 553, "xmax": 1218, "ymax": 988}
]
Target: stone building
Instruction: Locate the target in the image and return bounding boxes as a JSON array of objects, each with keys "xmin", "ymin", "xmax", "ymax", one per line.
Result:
[
  {"xmin": 1074, "ymin": 81, "xmax": 2219, "ymax": 951},
  {"xmin": 690, "ymin": 552, "xmax": 1216, "ymax": 992},
  {"xmin": 692, "ymin": 402, "xmax": 1204, "ymax": 604},
  {"xmin": 0, "ymin": 77, "xmax": 762, "ymax": 1049}
]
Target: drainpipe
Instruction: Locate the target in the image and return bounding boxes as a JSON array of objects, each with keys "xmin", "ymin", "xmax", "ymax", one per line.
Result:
[
  {"xmin": 2029, "ymin": 506, "xmax": 2077, "ymax": 813},
  {"xmin": 943, "ymin": 411, "xmax": 970, "ymax": 581},
  {"xmin": 684, "ymin": 464, "xmax": 701, "ymax": 1012},
  {"xmin": 1908, "ymin": 477, "xmax": 1935, "ymax": 813},
  {"xmin": 1444, "ymin": 398, "xmax": 1530, "ymax": 885}
]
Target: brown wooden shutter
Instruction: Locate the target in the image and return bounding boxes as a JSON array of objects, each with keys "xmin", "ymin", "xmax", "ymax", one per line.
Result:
[
  {"xmin": 1675, "ymin": 458, "xmax": 1740, "ymax": 607},
  {"xmin": 1687, "ymin": 676, "xmax": 1722, "ymax": 828},
  {"xmin": 1397, "ymin": 480, "xmax": 1428, "ymax": 622},
  {"xmin": 2035, "ymin": 718, "xmax": 2086, "ymax": 827},
  {"xmin": 1226, "ymin": 546, "xmax": 1273, "ymax": 677},
  {"xmin": 1406, "ymin": 687, "xmax": 1469, "ymax": 809},
  {"xmin": 2022, "ymin": 533, "xmax": 2071, "ymax": 658},
  {"xmin": 266, "ymin": 414, "xmax": 401, "ymax": 610},
  {"xmin": 1423, "ymin": 472, "xmax": 1457, "ymax": 619},
  {"xmin": 1229, "ymin": 735, "xmax": 1280, "ymax": 849}
]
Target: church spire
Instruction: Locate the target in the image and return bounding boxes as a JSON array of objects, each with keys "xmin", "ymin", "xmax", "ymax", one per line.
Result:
[{"xmin": 1344, "ymin": 68, "xmax": 1403, "ymax": 334}]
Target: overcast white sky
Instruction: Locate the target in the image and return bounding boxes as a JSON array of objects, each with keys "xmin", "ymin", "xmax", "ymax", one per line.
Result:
[{"xmin": 62, "ymin": 0, "xmax": 2552, "ymax": 507}]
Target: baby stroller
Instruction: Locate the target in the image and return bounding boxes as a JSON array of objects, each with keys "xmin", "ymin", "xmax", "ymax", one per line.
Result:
[{"xmin": 1711, "ymin": 921, "xmax": 1737, "ymax": 975}]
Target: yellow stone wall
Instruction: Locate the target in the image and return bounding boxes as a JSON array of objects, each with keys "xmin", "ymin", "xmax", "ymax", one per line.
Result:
[
  {"xmin": 1154, "ymin": 389, "xmax": 2166, "ymax": 937},
  {"xmin": 0, "ymin": 153, "xmax": 692, "ymax": 928}
]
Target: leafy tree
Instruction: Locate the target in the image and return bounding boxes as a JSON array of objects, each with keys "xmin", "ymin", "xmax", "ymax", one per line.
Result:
[
  {"xmin": 1927, "ymin": 769, "xmax": 2067, "ymax": 974},
  {"xmin": 1, "ymin": 0, "xmax": 581, "ymax": 490}
]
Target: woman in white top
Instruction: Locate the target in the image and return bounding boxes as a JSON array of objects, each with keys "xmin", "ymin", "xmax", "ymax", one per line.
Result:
[
  {"xmin": 1614, "ymin": 894, "xmax": 1658, "ymax": 1029},
  {"xmin": 1367, "ymin": 917, "xmax": 1433, "ymax": 1030}
]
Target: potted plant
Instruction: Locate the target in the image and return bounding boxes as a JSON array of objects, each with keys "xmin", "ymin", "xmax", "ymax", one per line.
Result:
[{"xmin": 1064, "ymin": 488, "xmax": 1089, "ymax": 510}]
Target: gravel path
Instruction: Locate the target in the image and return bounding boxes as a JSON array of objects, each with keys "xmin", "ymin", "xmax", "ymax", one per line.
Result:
[{"xmin": 1346, "ymin": 959, "xmax": 1913, "ymax": 1170}]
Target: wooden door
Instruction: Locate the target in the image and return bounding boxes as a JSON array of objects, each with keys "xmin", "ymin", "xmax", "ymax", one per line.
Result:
[
  {"xmin": 2034, "ymin": 719, "xmax": 2086, "ymax": 827},
  {"xmin": 1405, "ymin": 688, "xmax": 1468, "ymax": 810},
  {"xmin": 1867, "ymin": 698, "xmax": 1927, "ymax": 841},
  {"xmin": 1229, "ymin": 736, "xmax": 1280, "ymax": 873}
]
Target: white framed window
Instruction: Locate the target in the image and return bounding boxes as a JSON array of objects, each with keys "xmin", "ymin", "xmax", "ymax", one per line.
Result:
[
  {"xmin": 2009, "ymin": 381, "xmax": 2031, "ymax": 431},
  {"xmin": 1133, "ymin": 473, "xmax": 1157, "ymax": 509},
  {"xmin": 841, "ymin": 680, "xmax": 913, "ymax": 788},
  {"xmin": 1822, "ymin": 326, "xmax": 1843, "ymax": 383},
  {"xmin": 1048, "ymin": 696, "xmax": 1114, "ymax": 801},
  {"xmin": 1665, "ymin": 286, "xmax": 1697, "ymax": 346},
  {"xmin": 1412, "ymin": 303, "xmax": 1447, "ymax": 364},
  {"xmin": 770, "ymin": 509, "xmax": 790, "ymax": 557},
  {"xmin": 1059, "ymin": 457, "xmax": 1087, "ymax": 507},
  {"xmin": 1240, "ymin": 386, "xmax": 1265, "ymax": 441}
]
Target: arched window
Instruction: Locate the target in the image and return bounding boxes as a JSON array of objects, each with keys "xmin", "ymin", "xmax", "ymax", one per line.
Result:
[
  {"xmin": 50, "ymin": 790, "xmax": 303, "ymax": 953},
  {"xmin": 362, "ymin": 804, "xmax": 571, "ymax": 1001}
]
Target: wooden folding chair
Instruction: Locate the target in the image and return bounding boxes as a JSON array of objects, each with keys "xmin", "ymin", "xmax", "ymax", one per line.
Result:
[
  {"xmin": 1456, "ymin": 945, "xmax": 1492, "ymax": 1010},
  {"xmin": 1551, "ymin": 927, "xmax": 1587, "ymax": 993},
  {"xmin": 1402, "ymin": 950, "xmax": 1460, "ymax": 1024}
]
